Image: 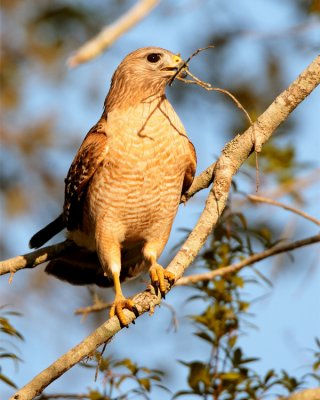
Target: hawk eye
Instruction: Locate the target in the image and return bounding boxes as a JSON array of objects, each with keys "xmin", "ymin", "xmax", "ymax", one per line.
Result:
[{"xmin": 147, "ymin": 53, "xmax": 161, "ymax": 63}]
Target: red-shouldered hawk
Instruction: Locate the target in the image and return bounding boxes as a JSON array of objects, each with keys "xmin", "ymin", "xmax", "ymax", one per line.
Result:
[{"xmin": 30, "ymin": 47, "xmax": 197, "ymax": 326}]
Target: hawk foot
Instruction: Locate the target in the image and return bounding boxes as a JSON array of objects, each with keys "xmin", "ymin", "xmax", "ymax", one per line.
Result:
[
  {"xmin": 109, "ymin": 295, "xmax": 137, "ymax": 327},
  {"xmin": 149, "ymin": 264, "xmax": 175, "ymax": 297}
]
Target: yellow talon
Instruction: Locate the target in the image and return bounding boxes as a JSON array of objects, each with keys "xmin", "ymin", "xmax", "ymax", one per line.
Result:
[
  {"xmin": 110, "ymin": 271, "xmax": 137, "ymax": 326},
  {"xmin": 109, "ymin": 295, "xmax": 136, "ymax": 327},
  {"xmin": 149, "ymin": 264, "xmax": 175, "ymax": 296}
]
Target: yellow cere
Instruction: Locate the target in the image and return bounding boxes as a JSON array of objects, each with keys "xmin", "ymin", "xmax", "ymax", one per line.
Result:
[{"xmin": 172, "ymin": 54, "xmax": 182, "ymax": 63}]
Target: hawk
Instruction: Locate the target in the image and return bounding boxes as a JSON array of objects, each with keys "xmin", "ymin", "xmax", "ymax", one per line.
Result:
[{"xmin": 30, "ymin": 47, "xmax": 197, "ymax": 325}]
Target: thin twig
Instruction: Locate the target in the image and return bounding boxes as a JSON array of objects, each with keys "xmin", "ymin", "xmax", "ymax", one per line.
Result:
[
  {"xmin": 75, "ymin": 301, "xmax": 110, "ymax": 315},
  {"xmin": 172, "ymin": 45, "xmax": 260, "ymax": 194},
  {"xmin": 169, "ymin": 45, "xmax": 215, "ymax": 86},
  {"xmin": 176, "ymin": 233, "xmax": 320, "ymax": 286},
  {"xmin": 248, "ymin": 194, "xmax": 320, "ymax": 226},
  {"xmin": 266, "ymin": 168, "xmax": 320, "ymax": 199},
  {"xmin": 178, "ymin": 70, "xmax": 261, "ymax": 194},
  {"xmin": 68, "ymin": 0, "xmax": 160, "ymax": 67},
  {"xmin": 177, "ymin": 73, "xmax": 253, "ymax": 125}
]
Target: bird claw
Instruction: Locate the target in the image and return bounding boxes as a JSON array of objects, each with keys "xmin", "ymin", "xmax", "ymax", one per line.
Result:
[
  {"xmin": 109, "ymin": 296, "xmax": 138, "ymax": 327},
  {"xmin": 149, "ymin": 264, "xmax": 175, "ymax": 297}
]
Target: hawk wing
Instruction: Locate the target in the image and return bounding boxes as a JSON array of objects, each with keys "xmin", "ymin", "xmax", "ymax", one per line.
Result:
[
  {"xmin": 64, "ymin": 120, "xmax": 109, "ymax": 230},
  {"xmin": 181, "ymin": 139, "xmax": 197, "ymax": 196}
]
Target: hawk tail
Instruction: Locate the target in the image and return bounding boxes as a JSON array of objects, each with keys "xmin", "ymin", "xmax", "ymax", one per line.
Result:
[
  {"xmin": 45, "ymin": 248, "xmax": 112, "ymax": 287},
  {"xmin": 29, "ymin": 214, "xmax": 65, "ymax": 249}
]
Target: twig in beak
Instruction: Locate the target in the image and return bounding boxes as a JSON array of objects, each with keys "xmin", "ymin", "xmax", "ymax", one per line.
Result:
[{"xmin": 169, "ymin": 45, "xmax": 215, "ymax": 86}]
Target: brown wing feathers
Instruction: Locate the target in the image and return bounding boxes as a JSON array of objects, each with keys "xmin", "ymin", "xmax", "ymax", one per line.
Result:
[
  {"xmin": 64, "ymin": 123, "xmax": 108, "ymax": 230},
  {"xmin": 29, "ymin": 122, "xmax": 108, "ymax": 248},
  {"xmin": 181, "ymin": 140, "xmax": 197, "ymax": 196}
]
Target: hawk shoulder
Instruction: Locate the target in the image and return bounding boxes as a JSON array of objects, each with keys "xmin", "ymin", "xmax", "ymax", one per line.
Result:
[{"xmin": 64, "ymin": 120, "xmax": 109, "ymax": 230}]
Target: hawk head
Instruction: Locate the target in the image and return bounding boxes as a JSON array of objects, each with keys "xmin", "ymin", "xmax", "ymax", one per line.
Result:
[
  {"xmin": 105, "ymin": 47, "xmax": 186, "ymax": 111},
  {"xmin": 120, "ymin": 47, "xmax": 185, "ymax": 79}
]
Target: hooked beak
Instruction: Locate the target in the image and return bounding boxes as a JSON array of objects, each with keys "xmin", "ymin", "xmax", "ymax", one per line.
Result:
[{"xmin": 161, "ymin": 54, "xmax": 187, "ymax": 78}]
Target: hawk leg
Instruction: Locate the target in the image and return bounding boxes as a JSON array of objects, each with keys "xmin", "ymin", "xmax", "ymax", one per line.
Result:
[
  {"xmin": 144, "ymin": 243, "xmax": 175, "ymax": 296},
  {"xmin": 109, "ymin": 271, "xmax": 137, "ymax": 327},
  {"xmin": 149, "ymin": 263, "xmax": 175, "ymax": 297}
]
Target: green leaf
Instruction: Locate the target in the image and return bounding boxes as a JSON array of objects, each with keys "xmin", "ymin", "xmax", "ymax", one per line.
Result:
[
  {"xmin": 138, "ymin": 377, "xmax": 151, "ymax": 391},
  {"xmin": 115, "ymin": 358, "xmax": 138, "ymax": 375},
  {"xmin": 264, "ymin": 369, "xmax": 275, "ymax": 384},
  {"xmin": 232, "ymin": 276, "xmax": 244, "ymax": 288},
  {"xmin": 88, "ymin": 390, "xmax": 104, "ymax": 400},
  {"xmin": 228, "ymin": 335, "xmax": 238, "ymax": 348},
  {"xmin": 194, "ymin": 331, "xmax": 214, "ymax": 344},
  {"xmin": 313, "ymin": 361, "xmax": 320, "ymax": 371},
  {"xmin": 220, "ymin": 372, "xmax": 241, "ymax": 381},
  {"xmin": 172, "ymin": 390, "xmax": 200, "ymax": 398},
  {"xmin": 0, "ymin": 352, "xmax": 22, "ymax": 362},
  {"xmin": 186, "ymin": 362, "xmax": 212, "ymax": 392},
  {"xmin": 238, "ymin": 301, "xmax": 250, "ymax": 312},
  {"xmin": 0, "ymin": 373, "xmax": 17, "ymax": 388},
  {"xmin": 233, "ymin": 348, "xmax": 242, "ymax": 366},
  {"xmin": 239, "ymin": 357, "xmax": 259, "ymax": 365}
]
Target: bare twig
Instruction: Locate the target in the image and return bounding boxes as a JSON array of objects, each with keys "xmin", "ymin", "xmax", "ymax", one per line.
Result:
[
  {"xmin": 267, "ymin": 168, "xmax": 320, "ymax": 199},
  {"xmin": 248, "ymin": 194, "xmax": 320, "ymax": 226},
  {"xmin": 176, "ymin": 233, "xmax": 320, "ymax": 286},
  {"xmin": 9, "ymin": 55, "xmax": 320, "ymax": 400},
  {"xmin": 68, "ymin": 0, "xmax": 160, "ymax": 67},
  {"xmin": 177, "ymin": 72, "xmax": 253, "ymax": 126},
  {"xmin": 75, "ymin": 301, "xmax": 110, "ymax": 315},
  {"xmin": 174, "ymin": 48, "xmax": 262, "ymax": 193},
  {"xmin": 177, "ymin": 68, "xmax": 263, "ymax": 191},
  {"xmin": 169, "ymin": 45, "xmax": 215, "ymax": 86}
]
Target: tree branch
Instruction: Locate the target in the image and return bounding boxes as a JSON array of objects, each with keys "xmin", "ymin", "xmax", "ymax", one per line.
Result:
[
  {"xmin": 248, "ymin": 194, "xmax": 320, "ymax": 226},
  {"xmin": 264, "ymin": 168, "xmax": 320, "ymax": 199},
  {"xmin": 68, "ymin": 0, "xmax": 160, "ymax": 67},
  {"xmin": 181, "ymin": 162, "xmax": 216, "ymax": 203},
  {"xmin": 0, "ymin": 241, "xmax": 75, "ymax": 279},
  {"xmin": 279, "ymin": 388, "xmax": 320, "ymax": 400},
  {"xmin": 176, "ymin": 233, "xmax": 320, "ymax": 286},
  {"xmin": 10, "ymin": 56, "xmax": 320, "ymax": 400}
]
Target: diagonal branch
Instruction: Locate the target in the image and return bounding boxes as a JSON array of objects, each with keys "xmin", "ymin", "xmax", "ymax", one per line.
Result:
[
  {"xmin": 176, "ymin": 233, "xmax": 320, "ymax": 286},
  {"xmin": 68, "ymin": 0, "xmax": 160, "ymax": 67},
  {"xmin": 10, "ymin": 55, "xmax": 320, "ymax": 400}
]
